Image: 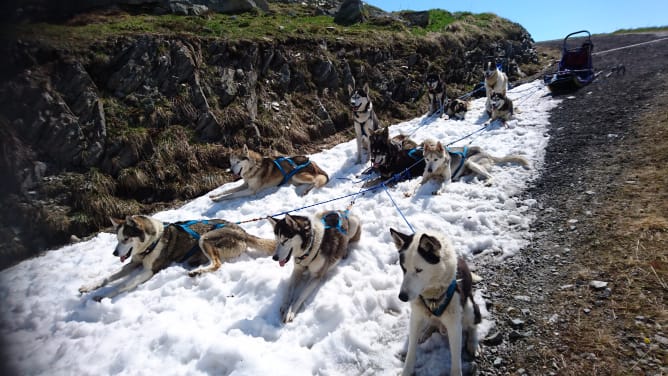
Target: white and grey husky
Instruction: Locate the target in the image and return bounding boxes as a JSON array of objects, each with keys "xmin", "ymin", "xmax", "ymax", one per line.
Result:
[
  {"xmin": 268, "ymin": 210, "xmax": 362, "ymax": 323},
  {"xmin": 410, "ymin": 139, "xmax": 529, "ymax": 195},
  {"xmin": 390, "ymin": 228, "xmax": 481, "ymax": 376}
]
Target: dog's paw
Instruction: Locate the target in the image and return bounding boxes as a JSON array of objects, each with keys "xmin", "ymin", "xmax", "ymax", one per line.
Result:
[
  {"xmin": 281, "ymin": 309, "xmax": 296, "ymax": 324},
  {"xmin": 483, "ymin": 178, "xmax": 494, "ymax": 187},
  {"xmin": 431, "ymin": 190, "xmax": 441, "ymax": 195},
  {"xmin": 403, "ymin": 191, "xmax": 412, "ymax": 198},
  {"xmin": 188, "ymin": 270, "xmax": 200, "ymax": 278},
  {"xmin": 92, "ymin": 295, "xmax": 104, "ymax": 303}
]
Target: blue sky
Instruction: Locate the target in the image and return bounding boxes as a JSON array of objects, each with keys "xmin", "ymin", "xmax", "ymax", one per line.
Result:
[{"xmin": 363, "ymin": 0, "xmax": 667, "ymax": 41}]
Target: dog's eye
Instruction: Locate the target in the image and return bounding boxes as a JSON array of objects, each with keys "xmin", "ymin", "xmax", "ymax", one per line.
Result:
[{"xmin": 415, "ymin": 268, "xmax": 423, "ymax": 273}]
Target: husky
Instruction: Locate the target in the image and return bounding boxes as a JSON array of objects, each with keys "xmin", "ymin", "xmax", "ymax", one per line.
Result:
[
  {"xmin": 209, "ymin": 145, "xmax": 329, "ymax": 202},
  {"xmin": 483, "ymin": 60, "xmax": 508, "ymax": 116},
  {"xmin": 487, "ymin": 91, "xmax": 514, "ymax": 127},
  {"xmin": 364, "ymin": 126, "xmax": 425, "ymax": 188},
  {"xmin": 268, "ymin": 210, "xmax": 362, "ymax": 323},
  {"xmin": 390, "ymin": 228, "xmax": 481, "ymax": 376},
  {"xmin": 425, "ymin": 73, "xmax": 447, "ymax": 117},
  {"xmin": 78, "ymin": 215, "xmax": 276, "ymax": 301},
  {"xmin": 409, "ymin": 139, "xmax": 530, "ymax": 195},
  {"xmin": 445, "ymin": 98, "xmax": 468, "ymax": 120},
  {"xmin": 348, "ymin": 83, "xmax": 383, "ymax": 164}
]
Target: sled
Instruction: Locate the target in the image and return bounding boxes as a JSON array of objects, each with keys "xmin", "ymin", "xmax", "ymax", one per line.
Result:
[{"xmin": 544, "ymin": 30, "xmax": 595, "ymax": 93}]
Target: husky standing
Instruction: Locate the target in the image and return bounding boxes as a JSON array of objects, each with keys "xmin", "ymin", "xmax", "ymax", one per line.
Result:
[
  {"xmin": 390, "ymin": 228, "xmax": 481, "ymax": 376},
  {"xmin": 483, "ymin": 60, "xmax": 508, "ymax": 116},
  {"xmin": 268, "ymin": 210, "xmax": 362, "ymax": 323},
  {"xmin": 348, "ymin": 83, "xmax": 382, "ymax": 164},
  {"xmin": 79, "ymin": 215, "xmax": 276, "ymax": 301},
  {"xmin": 425, "ymin": 73, "xmax": 448, "ymax": 117},
  {"xmin": 209, "ymin": 145, "xmax": 329, "ymax": 202}
]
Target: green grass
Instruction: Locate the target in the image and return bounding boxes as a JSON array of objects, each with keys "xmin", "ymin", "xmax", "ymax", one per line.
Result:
[{"xmin": 5, "ymin": 5, "xmax": 517, "ymax": 50}]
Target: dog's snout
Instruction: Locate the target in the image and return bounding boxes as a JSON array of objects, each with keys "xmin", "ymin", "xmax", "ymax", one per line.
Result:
[
  {"xmin": 427, "ymin": 167, "xmax": 433, "ymax": 173},
  {"xmin": 398, "ymin": 292, "xmax": 409, "ymax": 302}
]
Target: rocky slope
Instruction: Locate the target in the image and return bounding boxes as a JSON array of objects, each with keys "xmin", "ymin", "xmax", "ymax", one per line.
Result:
[{"xmin": 0, "ymin": 2, "xmax": 540, "ymax": 269}]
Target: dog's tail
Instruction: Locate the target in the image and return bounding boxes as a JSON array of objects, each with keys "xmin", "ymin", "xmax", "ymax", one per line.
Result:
[
  {"xmin": 246, "ymin": 235, "xmax": 277, "ymax": 256},
  {"xmin": 489, "ymin": 154, "xmax": 531, "ymax": 169}
]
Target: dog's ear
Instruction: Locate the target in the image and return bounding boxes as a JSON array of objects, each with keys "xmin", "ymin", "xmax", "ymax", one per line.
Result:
[
  {"xmin": 110, "ymin": 216, "xmax": 126, "ymax": 230},
  {"xmin": 242, "ymin": 144, "xmax": 249, "ymax": 156},
  {"xmin": 390, "ymin": 228, "xmax": 412, "ymax": 251},
  {"xmin": 362, "ymin": 82, "xmax": 370, "ymax": 96},
  {"xmin": 347, "ymin": 84, "xmax": 354, "ymax": 96},
  {"xmin": 436, "ymin": 141, "xmax": 444, "ymax": 153},
  {"xmin": 284, "ymin": 214, "xmax": 299, "ymax": 228},
  {"xmin": 418, "ymin": 234, "xmax": 441, "ymax": 264},
  {"xmin": 266, "ymin": 216, "xmax": 278, "ymax": 228}
]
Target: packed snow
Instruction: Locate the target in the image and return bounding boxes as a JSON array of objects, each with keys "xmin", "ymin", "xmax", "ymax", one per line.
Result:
[{"xmin": 0, "ymin": 81, "xmax": 558, "ymax": 375}]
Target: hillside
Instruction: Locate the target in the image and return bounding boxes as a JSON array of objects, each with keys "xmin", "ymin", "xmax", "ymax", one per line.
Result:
[{"xmin": 0, "ymin": 1, "xmax": 539, "ymax": 268}]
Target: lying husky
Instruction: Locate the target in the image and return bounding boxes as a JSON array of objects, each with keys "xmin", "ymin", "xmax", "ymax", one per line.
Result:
[
  {"xmin": 210, "ymin": 145, "xmax": 329, "ymax": 202},
  {"xmin": 364, "ymin": 127, "xmax": 425, "ymax": 188},
  {"xmin": 348, "ymin": 83, "xmax": 383, "ymax": 164},
  {"xmin": 268, "ymin": 210, "xmax": 362, "ymax": 323},
  {"xmin": 410, "ymin": 139, "xmax": 529, "ymax": 195},
  {"xmin": 425, "ymin": 73, "xmax": 447, "ymax": 117},
  {"xmin": 390, "ymin": 228, "xmax": 481, "ymax": 376},
  {"xmin": 79, "ymin": 215, "xmax": 275, "ymax": 301},
  {"xmin": 445, "ymin": 98, "xmax": 468, "ymax": 120},
  {"xmin": 487, "ymin": 91, "xmax": 514, "ymax": 127},
  {"xmin": 483, "ymin": 60, "xmax": 508, "ymax": 116}
]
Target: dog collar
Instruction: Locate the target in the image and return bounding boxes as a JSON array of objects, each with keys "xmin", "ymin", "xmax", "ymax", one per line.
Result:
[
  {"xmin": 420, "ymin": 279, "xmax": 458, "ymax": 317},
  {"xmin": 139, "ymin": 238, "xmax": 160, "ymax": 257}
]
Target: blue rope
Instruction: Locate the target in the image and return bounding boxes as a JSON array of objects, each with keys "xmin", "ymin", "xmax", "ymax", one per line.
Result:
[
  {"xmin": 381, "ymin": 183, "xmax": 415, "ymax": 234},
  {"xmin": 445, "ymin": 124, "xmax": 489, "ymax": 147}
]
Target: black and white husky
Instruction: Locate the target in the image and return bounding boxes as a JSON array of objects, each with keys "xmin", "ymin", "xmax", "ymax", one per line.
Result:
[
  {"xmin": 390, "ymin": 228, "xmax": 481, "ymax": 376},
  {"xmin": 268, "ymin": 210, "xmax": 362, "ymax": 323},
  {"xmin": 348, "ymin": 83, "xmax": 382, "ymax": 164},
  {"xmin": 487, "ymin": 91, "xmax": 514, "ymax": 127},
  {"xmin": 425, "ymin": 73, "xmax": 447, "ymax": 117},
  {"xmin": 79, "ymin": 215, "xmax": 275, "ymax": 301}
]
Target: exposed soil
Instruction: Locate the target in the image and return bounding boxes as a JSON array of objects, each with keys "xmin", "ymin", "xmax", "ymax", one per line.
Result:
[{"xmin": 474, "ymin": 33, "xmax": 668, "ymax": 375}]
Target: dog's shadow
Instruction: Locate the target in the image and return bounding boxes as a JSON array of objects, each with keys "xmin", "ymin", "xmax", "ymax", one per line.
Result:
[{"xmin": 203, "ymin": 187, "xmax": 281, "ymax": 217}]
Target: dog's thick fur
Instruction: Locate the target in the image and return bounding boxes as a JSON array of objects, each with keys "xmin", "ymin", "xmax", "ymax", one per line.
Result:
[
  {"xmin": 426, "ymin": 73, "xmax": 447, "ymax": 117},
  {"xmin": 364, "ymin": 127, "xmax": 425, "ymax": 188},
  {"xmin": 210, "ymin": 145, "xmax": 329, "ymax": 202},
  {"xmin": 445, "ymin": 98, "xmax": 468, "ymax": 120},
  {"xmin": 390, "ymin": 228, "xmax": 481, "ymax": 376},
  {"xmin": 412, "ymin": 139, "xmax": 530, "ymax": 195},
  {"xmin": 268, "ymin": 210, "xmax": 362, "ymax": 323},
  {"xmin": 79, "ymin": 215, "xmax": 276, "ymax": 301},
  {"xmin": 487, "ymin": 91, "xmax": 515, "ymax": 126},
  {"xmin": 483, "ymin": 60, "xmax": 508, "ymax": 116},
  {"xmin": 348, "ymin": 83, "xmax": 383, "ymax": 164}
]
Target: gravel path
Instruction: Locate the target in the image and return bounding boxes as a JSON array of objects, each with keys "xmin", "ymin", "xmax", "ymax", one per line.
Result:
[{"xmin": 474, "ymin": 32, "xmax": 668, "ymax": 375}]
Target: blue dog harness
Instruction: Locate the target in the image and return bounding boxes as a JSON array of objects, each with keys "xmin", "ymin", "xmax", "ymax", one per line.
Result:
[
  {"xmin": 174, "ymin": 220, "xmax": 228, "ymax": 263},
  {"xmin": 421, "ymin": 279, "xmax": 458, "ymax": 317},
  {"xmin": 273, "ymin": 157, "xmax": 312, "ymax": 186},
  {"xmin": 446, "ymin": 146, "xmax": 468, "ymax": 178},
  {"xmin": 321, "ymin": 210, "xmax": 349, "ymax": 235}
]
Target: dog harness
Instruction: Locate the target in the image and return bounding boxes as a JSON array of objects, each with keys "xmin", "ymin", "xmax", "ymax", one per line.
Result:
[
  {"xmin": 420, "ymin": 279, "xmax": 458, "ymax": 317},
  {"xmin": 407, "ymin": 147, "xmax": 423, "ymax": 161},
  {"xmin": 321, "ymin": 210, "xmax": 348, "ymax": 235},
  {"xmin": 172, "ymin": 220, "xmax": 228, "ymax": 263},
  {"xmin": 446, "ymin": 146, "xmax": 468, "ymax": 178},
  {"xmin": 273, "ymin": 157, "xmax": 312, "ymax": 186}
]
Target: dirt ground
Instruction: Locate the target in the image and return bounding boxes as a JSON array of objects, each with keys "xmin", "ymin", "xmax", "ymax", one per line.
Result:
[{"xmin": 474, "ymin": 33, "xmax": 668, "ymax": 375}]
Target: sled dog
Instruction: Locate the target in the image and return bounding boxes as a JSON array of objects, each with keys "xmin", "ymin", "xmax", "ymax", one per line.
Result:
[
  {"xmin": 483, "ymin": 60, "xmax": 508, "ymax": 116},
  {"xmin": 79, "ymin": 215, "xmax": 275, "ymax": 301},
  {"xmin": 445, "ymin": 98, "xmax": 468, "ymax": 120},
  {"xmin": 425, "ymin": 73, "xmax": 447, "ymax": 117},
  {"xmin": 411, "ymin": 139, "xmax": 529, "ymax": 195},
  {"xmin": 364, "ymin": 126, "xmax": 425, "ymax": 188},
  {"xmin": 390, "ymin": 228, "xmax": 481, "ymax": 376},
  {"xmin": 348, "ymin": 83, "xmax": 383, "ymax": 164},
  {"xmin": 487, "ymin": 91, "xmax": 515, "ymax": 126},
  {"xmin": 209, "ymin": 145, "xmax": 329, "ymax": 202},
  {"xmin": 268, "ymin": 210, "xmax": 362, "ymax": 323}
]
